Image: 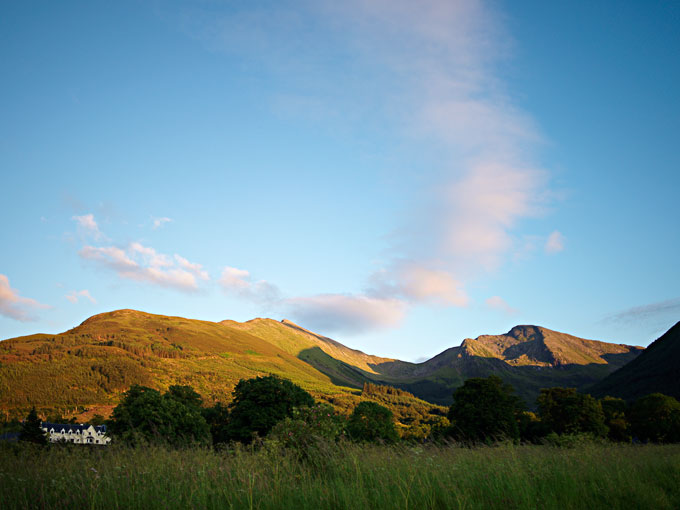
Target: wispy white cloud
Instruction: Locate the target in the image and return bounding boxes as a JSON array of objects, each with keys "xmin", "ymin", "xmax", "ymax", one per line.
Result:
[
  {"xmin": 283, "ymin": 293, "xmax": 406, "ymax": 335},
  {"xmin": 485, "ymin": 295, "xmax": 518, "ymax": 315},
  {"xmin": 177, "ymin": 0, "xmax": 556, "ymax": 331},
  {"xmin": 319, "ymin": 0, "xmax": 552, "ymax": 301},
  {"xmin": 605, "ymin": 298, "xmax": 680, "ymax": 324},
  {"xmin": 65, "ymin": 289, "xmax": 97, "ymax": 304},
  {"xmin": 175, "ymin": 255, "xmax": 210, "ymax": 281},
  {"xmin": 218, "ymin": 265, "xmax": 404, "ymax": 334},
  {"xmin": 72, "ymin": 213, "xmax": 104, "ymax": 240},
  {"xmin": 152, "ymin": 217, "xmax": 172, "ymax": 230},
  {"xmin": 0, "ymin": 274, "xmax": 49, "ymax": 321},
  {"xmin": 71, "ymin": 213, "xmax": 210, "ymax": 293},
  {"xmin": 80, "ymin": 242, "xmax": 209, "ymax": 292},
  {"xmin": 545, "ymin": 230, "xmax": 565, "ymax": 254},
  {"xmin": 219, "ymin": 266, "xmax": 280, "ymax": 303},
  {"xmin": 369, "ymin": 263, "xmax": 468, "ymax": 306}
]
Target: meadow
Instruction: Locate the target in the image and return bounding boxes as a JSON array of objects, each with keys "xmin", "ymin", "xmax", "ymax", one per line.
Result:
[{"xmin": 1, "ymin": 441, "xmax": 679, "ymax": 510}]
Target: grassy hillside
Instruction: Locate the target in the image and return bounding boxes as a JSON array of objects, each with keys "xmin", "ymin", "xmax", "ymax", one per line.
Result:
[
  {"xmin": 0, "ymin": 310, "xmax": 342, "ymax": 408},
  {"xmin": 0, "ymin": 310, "xmax": 444, "ymax": 428},
  {"xmin": 590, "ymin": 321, "xmax": 680, "ymax": 401}
]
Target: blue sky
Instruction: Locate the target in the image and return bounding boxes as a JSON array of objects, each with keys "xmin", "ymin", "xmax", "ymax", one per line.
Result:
[{"xmin": 1, "ymin": 0, "xmax": 678, "ymax": 361}]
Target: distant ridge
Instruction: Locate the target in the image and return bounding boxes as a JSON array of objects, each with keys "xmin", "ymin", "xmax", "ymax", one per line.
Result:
[
  {"xmin": 590, "ymin": 321, "xmax": 680, "ymax": 401},
  {"xmin": 0, "ymin": 309, "xmax": 644, "ymax": 416}
]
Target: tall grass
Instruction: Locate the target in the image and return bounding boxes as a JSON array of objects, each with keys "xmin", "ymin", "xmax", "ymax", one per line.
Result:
[{"xmin": 1, "ymin": 442, "xmax": 679, "ymax": 509}]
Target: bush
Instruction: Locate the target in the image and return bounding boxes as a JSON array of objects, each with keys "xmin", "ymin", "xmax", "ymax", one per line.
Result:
[
  {"xmin": 347, "ymin": 401, "xmax": 398, "ymax": 443},
  {"xmin": 268, "ymin": 403, "xmax": 345, "ymax": 457}
]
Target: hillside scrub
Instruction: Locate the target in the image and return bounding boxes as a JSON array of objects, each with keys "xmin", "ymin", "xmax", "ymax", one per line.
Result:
[{"xmin": 1, "ymin": 442, "xmax": 679, "ymax": 509}]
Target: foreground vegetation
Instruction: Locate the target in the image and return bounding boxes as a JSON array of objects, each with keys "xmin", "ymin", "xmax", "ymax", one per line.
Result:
[{"xmin": 1, "ymin": 441, "xmax": 679, "ymax": 509}]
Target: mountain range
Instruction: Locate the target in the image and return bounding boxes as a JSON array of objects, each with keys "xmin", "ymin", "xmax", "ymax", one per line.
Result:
[{"xmin": 0, "ymin": 309, "xmax": 646, "ymax": 421}]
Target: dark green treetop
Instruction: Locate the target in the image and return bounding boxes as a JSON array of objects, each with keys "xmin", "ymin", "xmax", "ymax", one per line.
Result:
[
  {"xmin": 224, "ymin": 375, "xmax": 315, "ymax": 443},
  {"xmin": 108, "ymin": 385, "xmax": 210, "ymax": 446},
  {"xmin": 538, "ymin": 387, "xmax": 607, "ymax": 437},
  {"xmin": 628, "ymin": 393, "xmax": 680, "ymax": 443},
  {"xmin": 600, "ymin": 396, "xmax": 630, "ymax": 442},
  {"xmin": 447, "ymin": 375, "xmax": 524, "ymax": 442},
  {"xmin": 19, "ymin": 407, "xmax": 47, "ymax": 445}
]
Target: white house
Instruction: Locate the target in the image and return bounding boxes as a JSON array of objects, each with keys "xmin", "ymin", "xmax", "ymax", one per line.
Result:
[{"xmin": 41, "ymin": 422, "xmax": 111, "ymax": 445}]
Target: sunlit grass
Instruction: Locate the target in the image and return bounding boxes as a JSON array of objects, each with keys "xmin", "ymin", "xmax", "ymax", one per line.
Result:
[{"xmin": 1, "ymin": 442, "xmax": 679, "ymax": 509}]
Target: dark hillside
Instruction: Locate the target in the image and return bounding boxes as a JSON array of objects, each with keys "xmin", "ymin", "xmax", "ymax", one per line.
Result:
[{"xmin": 590, "ymin": 321, "xmax": 680, "ymax": 401}]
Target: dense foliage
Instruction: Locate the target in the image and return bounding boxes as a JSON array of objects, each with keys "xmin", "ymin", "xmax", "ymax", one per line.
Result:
[
  {"xmin": 14, "ymin": 371, "xmax": 680, "ymax": 450},
  {"xmin": 268, "ymin": 403, "xmax": 345, "ymax": 456},
  {"xmin": 600, "ymin": 396, "xmax": 630, "ymax": 441},
  {"xmin": 107, "ymin": 385, "xmax": 210, "ymax": 446},
  {"xmin": 346, "ymin": 401, "xmax": 399, "ymax": 443},
  {"xmin": 537, "ymin": 387, "xmax": 607, "ymax": 437},
  {"xmin": 447, "ymin": 375, "xmax": 524, "ymax": 442},
  {"xmin": 221, "ymin": 375, "xmax": 315, "ymax": 443},
  {"xmin": 628, "ymin": 393, "xmax": 680, "ymax": 443}
]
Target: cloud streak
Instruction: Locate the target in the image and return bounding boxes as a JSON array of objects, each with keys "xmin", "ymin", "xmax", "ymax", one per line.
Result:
[
  {"xmin": 65, "ymin": 289, "xmax": 97, "ymax": 304},
  {"xmin": 219, "ymin": 266, "xmax": 280, "ymax": 303},
  {"xmin": 72, "ymin": 213, "xmax": 104, "ymax": 240},
  {"xmin": 0, "ymin": 274, "xmax": 49, "ymax": 321},
  {"xmin": 605, "ymin": 298, "xmax": 680, "ymax": 324},
  {"xmin": 152, "ymin": 217, "xmax": 172, "ymax": 229},
  {"xmin": 545, "ymin": 230, "xmax": 565, "ymax": 254},
  {"xmin": 485, "ymin": 295, "xmax": 518, "ymax": 315},
  {"xmin": 283, "ymin": 293, "xmax": 406, "ymax": 335},
  {"xmin": 71, "ymin": 213, "xmax": 210, "ymax": 293},
  {"xmin": 80, "ymin": 242, "xmax": 209, "ymax": 292},
  {"xmin": 177, "ymin": 0, "xmax": 557, "ymax": 332}
]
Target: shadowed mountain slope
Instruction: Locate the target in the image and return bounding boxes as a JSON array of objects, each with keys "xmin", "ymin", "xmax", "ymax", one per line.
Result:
[
  {"xmin": 0, "ymin": 310, "xmax": 643, "ymax": 417},
  {"xmin": 590, "ymin": 321, "xmax": 680, "ymax": 401}
]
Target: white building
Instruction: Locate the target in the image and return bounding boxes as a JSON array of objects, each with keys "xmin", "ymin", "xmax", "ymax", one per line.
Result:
[{"xmin": 41, "ymin": 422, "xmax": 111, "ymax": 445}]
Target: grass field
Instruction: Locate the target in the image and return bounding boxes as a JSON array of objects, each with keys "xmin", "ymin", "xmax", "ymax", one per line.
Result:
[{"xmin": 1, "ymin": 442, "xmax": 679, "ymax": 509}]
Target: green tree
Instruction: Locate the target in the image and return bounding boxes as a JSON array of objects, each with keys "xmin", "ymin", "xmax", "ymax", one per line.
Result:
[
  {"xmin": 108, "ymin": 385, "xmax": 210, "ymax": 446},
  {"xmin": 201, "ymin": 402, "xmax": 230, "ymax": 445},
  {"xmin": 19, "ymin": 408, "xmax": 47, "ymax": 445},
  {"xmin": 347, "ymin": 401, "xmax": 398, "ymax": 443},
  {"xmin": 447, "ymin": 376, "xmax": 524, "ymax": 442},
  {"xmin": 628, "ymin": 393, "xmax": 680, "ymax": 443},
  {"xmin": 600, "ymin": 396, "xmax": 630, "ymax": 442},
  {"xmin": 224, "ymin": 375, "xmax": 315, "ymax": 443},
  {"xmin": 537, "ymin": 388, "xmax": 607, "ymax": 437},
  {"xmin": 166, "ymin": 385, "xmax": 203, "ymax": 410}
]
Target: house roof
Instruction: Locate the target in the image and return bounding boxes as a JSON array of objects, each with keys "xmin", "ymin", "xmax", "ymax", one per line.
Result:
[{"xmin": 41, "ymin": 423, "xmax": 107, "ymax": 434}]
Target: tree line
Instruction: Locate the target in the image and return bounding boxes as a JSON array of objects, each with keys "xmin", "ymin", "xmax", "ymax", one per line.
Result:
[
  {"xmin": 13, "ymin": 374, "xmax": 680, "ymax": 448},
  {"xmin": 446, "ymin": 375, "xmax": 680, "ymax": 444}
]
